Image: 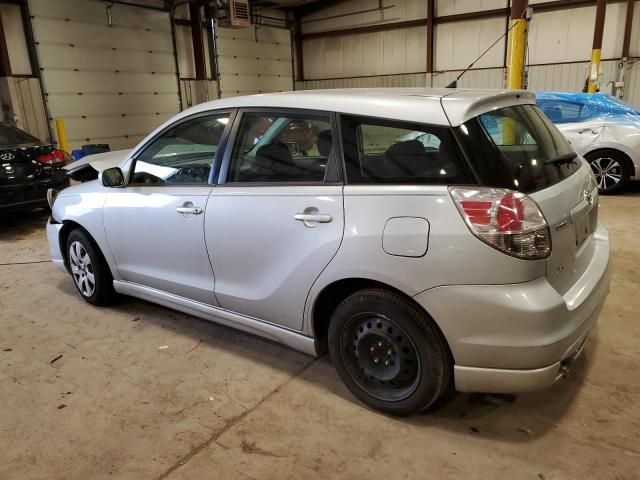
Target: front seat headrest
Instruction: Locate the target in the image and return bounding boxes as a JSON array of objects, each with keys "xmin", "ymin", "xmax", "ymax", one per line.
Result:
[
  {"xmin": 255, "ymin": 143, "xmax": 294, "ymax": 170},
  {"xmin": 317, "ymin": 129, "xmax": 333, "ymax": 157}
]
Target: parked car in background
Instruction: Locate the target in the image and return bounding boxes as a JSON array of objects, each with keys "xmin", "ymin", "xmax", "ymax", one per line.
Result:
[
  {"xmin": 47, "ymin": 89, "xmax": 610, "ymax": 415},
  {"xmin": 0, "ymin": 124, "xmax": 70, "ymax": 214},
  {"xmin": 536, "ymin": 92, "xmax": 640, "ymax": 194}
]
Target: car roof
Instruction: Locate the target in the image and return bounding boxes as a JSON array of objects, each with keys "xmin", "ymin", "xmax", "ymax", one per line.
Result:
[{"xmin": 181, "ymin": 88, "xmax": 536, "ymax": 127}]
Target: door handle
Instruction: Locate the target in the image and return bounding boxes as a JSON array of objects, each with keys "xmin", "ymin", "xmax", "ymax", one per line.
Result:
[
  {"xmin": 176, "ymin": 201, "xmax": 203, "ymax": 215},
  {"xmin": 176, "ymin": 207, "xmax": 203, "ymax": 214},
  {"xmin": 294, "ymin": 213, "xmax": 332, "ymax": 223},
  {"xmin": 294, "ymin": 207, "xmax": 332, "ymax": 227}
]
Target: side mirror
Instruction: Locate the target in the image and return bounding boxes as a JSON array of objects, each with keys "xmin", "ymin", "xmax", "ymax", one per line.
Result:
[{"xmin": 100, "ymin": 167, "xmax": 125, "ymax": 188}]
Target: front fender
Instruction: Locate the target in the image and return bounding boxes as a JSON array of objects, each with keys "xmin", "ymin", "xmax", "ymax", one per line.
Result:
[{"xmin": 51, "ymin": 188, "xmax": 122, "ymax": 281}]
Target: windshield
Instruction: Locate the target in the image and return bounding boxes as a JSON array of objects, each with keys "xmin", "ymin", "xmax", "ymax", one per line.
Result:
[
  {"xmin": 0, "ymin": 124, "xmax": 40, "ymax": 146},
  {"xmin": 459, "ymin": 104, "xmax": 580, "ymax": 193}
]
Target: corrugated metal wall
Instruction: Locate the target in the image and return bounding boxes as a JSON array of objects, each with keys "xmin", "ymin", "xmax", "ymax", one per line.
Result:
[
  {"xmin": 217, "ymin": 22, "xmax": 293, "ymax": 98},
  {"xmin": 299, "ymin": 0, "xmax": 640, "ymax": 108},
  {"xmin": 29, "ymin": 0, "xmax": 181, "ymax": 151}
]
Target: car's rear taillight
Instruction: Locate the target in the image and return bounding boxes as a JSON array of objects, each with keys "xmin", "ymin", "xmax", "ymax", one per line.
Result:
[
  {"xmin": 37, "ymin": 149, "xmax": 68, "ymax": 165},
  {"xmin": 449, "ymin": 187, "xmax": 551, "ymax": 260}
]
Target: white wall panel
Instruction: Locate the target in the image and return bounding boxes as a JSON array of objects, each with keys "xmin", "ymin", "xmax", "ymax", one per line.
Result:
[
  {"xmin": 632, "ymin": 2, "xmax": 640, "ymax": 57},
  {"xmin": 29, "ymin": 0, "xmax": 180, "ymax": 151},
  {"xmin": 625, "ymin": 61, "xmax": 640, "ymax": 107},
  {"xmin": 431, "ymin": 68, "xmax": 504, "ymax": 88},
  {"xmin": 434, "ymin": 17, "xmax": 506, "ymax": 70},
  {"xmin": 303, "ymin": 26, "xmax": 426, "ymax": 79},
  {"xmin": 528, "ymin": 6, "xmax": 595, "ymax": 64},
  {"xmin": 528, "ymin": 60, "xmax": 618, "ymax": 93},
  {"xmin": 11, "ymin": 78, "xmax": 48, "ymax": 140},
  {"xmin": 0, "ymin": 4, "xmax": 31, "ymax": 75},
  {"xmin": 216, "ymin": 22, "xmax": 292, "ymax": 97},
  {"xmin": 303, "ymin": 72, "xmax": 427, "ymax": 90},
  {"xmin": 435, "ymin": 0, "xmax": 505, "ymax": 16},
  {"xmin": 302, "ymin": 0, "xmax": 427, "ymax": 34}
]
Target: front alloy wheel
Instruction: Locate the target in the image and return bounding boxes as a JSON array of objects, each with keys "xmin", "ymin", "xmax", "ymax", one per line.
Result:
[
  {"xmin": 69, "ymin": 241, "xmax": 95, "ymax": 297},
  {"xmin": 66, "ymin": 228, "xmax": 117, "ymax": 306},
  {"xmin": 586, "ymin": 150, "xmax": 631, "ymax": 195}
]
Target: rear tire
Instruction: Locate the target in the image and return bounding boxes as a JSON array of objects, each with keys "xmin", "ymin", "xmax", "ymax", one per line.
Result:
[
  {"xmin": 328, "ymin": 289, "xmax": 452, "ymax": 416},
  {"xmin": 66, "ymin": 228, "xmax": 117, "ymax": 306},
  {"xmin": 585, "ymin": 149, "xmax": 631, "ymax": 195}
]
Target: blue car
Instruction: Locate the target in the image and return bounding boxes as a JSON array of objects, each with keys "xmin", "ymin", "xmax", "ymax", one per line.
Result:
[{"xmin": 536, "ymin": 92, "xmax": 640, "ymax": 194}]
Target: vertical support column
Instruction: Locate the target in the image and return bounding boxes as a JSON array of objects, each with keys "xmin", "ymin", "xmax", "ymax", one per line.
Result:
[
  {"xmin": 189, "ymin": 2, "xmax": 208, "ymax": 104},
  {"xmin": 0, "ymin": 8, "xmax": 12, "ymax": 126},
  {"xmin": 616, "ymin": 0, "xmax": 636, "ymax": 98},
  {"xmin": 0, "ymin": 9, "xmax": 12, "ymax": 78},
  {"xmin": 621, "ymin": 0, "xmax": 635, "ymax": 59},
  {"xmin": 505, "ymin": 0, "xmax": 528, "ymax": 90},
  {"xmin": 169, "ymin": 8, "xmax": 183, "ymax": 111},
  {"xmin": 293, "ymin": 12, "xmax": 304, "ymax": 84},
  {"xmin": 588, "ymin": 0, "xmax": 606, "ymax": 93},
  {"xmin": 426, "ymin": 0, "xmax": 434, "ymax": 86}
]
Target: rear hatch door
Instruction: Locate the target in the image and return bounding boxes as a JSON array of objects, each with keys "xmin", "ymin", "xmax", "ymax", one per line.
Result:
[{"xmin": 530, "ymin": 160, "xmax": 598, "ymax": 295}]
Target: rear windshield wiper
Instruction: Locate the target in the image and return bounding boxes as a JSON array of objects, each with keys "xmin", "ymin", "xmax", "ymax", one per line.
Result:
[{"xmin": 546, "ymin": 152, "xmax": 577, "ymax": 165}]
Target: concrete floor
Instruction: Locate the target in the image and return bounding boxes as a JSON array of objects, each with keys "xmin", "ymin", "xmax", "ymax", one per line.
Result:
[{"xmin": 1, "ymin": 188, "xmax": 639, "ymax": 480}]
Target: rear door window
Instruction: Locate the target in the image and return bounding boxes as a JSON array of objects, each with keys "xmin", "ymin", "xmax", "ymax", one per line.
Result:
[
  {"xmin": 460, "ymin": 104, "xmax": 580, "ymax": 193},
  {"xmin": 340, "ymin": 115, "xmax": 474, "ymax": 185}
]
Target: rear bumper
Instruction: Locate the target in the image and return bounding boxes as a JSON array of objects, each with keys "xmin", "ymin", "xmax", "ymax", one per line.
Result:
[
  {"xmin": 414, "ymin": 223, "xmax": 611, "ymax": 393},
  {"xmin": 0, "ymin": 175, "xmax": 69, "ymax": 213}
]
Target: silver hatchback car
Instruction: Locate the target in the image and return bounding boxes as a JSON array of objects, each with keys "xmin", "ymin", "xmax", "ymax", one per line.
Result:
[{"xmin": 47, "ymin": 89, "xmax": 611, "ymax": 415}]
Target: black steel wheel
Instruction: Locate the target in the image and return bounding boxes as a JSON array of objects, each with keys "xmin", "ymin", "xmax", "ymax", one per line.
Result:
[
  {"xmin": 328, "ymin": 289, "xmax": 452, "ymax": 416},
  {"xmin": 341, "ymin": 313, "xmax": 421, "ymax": 402},
  {"xmin": 585, "ymin": 149, "xmax": 631, "ymax": 195}
]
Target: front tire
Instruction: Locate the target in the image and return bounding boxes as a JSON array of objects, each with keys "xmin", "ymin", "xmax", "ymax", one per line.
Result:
[
  {"xmin": 585, "ymin": 149, "xmax": 631, "ymax": 194},
  {"xmin": 66, "ymin": 229, "xmax": 116, "ymax": 306},
  {"xmin": 328, "ymin": 289, "xmax": 452, "ymax": 416}
]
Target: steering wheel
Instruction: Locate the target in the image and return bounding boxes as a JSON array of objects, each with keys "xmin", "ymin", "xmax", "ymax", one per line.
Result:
[{"xmin": 173, "ymin": 165, "xmax": 209, "ymax": 183}]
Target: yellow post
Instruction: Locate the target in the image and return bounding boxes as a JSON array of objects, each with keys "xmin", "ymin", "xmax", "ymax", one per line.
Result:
[
  {"xmin": 505, "ymin": 17, "xmax": 528, "ymax": 90},
  {"xmin": 55, "ymin": 119, "xmax": 69, "ymax": 153},
  {"xmin": 587, "ymin": 0, "xmax": 606, "ymax": 93},
  {"xmin": 587, "ymin": 49, "xmax": 602, "ymax": 93}
]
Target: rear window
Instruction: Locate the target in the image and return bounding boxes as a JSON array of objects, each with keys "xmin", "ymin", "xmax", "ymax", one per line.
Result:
[
  {"xmin": 0, "ymin": 125, "xmax": 39, "ymax": 146},
  {"xmin": 340, "ymin": 115, "xmax": 474, "ymax": 185},
  {"xmin": 459, "ymin": 104, "xmax": 580, "ymax": 193}
]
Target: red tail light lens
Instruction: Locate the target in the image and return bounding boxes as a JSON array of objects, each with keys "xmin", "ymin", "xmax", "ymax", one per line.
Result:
[
  {"xmin": 450, "ymin": 187, "xmax": 551, "ymax": 260},
  {"xmin": 37, "ymin": 149, "xmax": 68, "ymax": 165},
  {"xmin": 497, "ymin": 193, "xmax": 524, "ymax": 232}
]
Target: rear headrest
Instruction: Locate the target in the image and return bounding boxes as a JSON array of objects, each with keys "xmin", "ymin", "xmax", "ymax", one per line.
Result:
[
  {"xmin": 317, "ymin": 129, "xmax": 333, "ymax": 157},
  {"xmin": 255, "ymin": 143, "xmax": 294, "ymax": 170},
  {"xmin": 383, "ymin": 140, "xmax": 428, "ymax": 176}
]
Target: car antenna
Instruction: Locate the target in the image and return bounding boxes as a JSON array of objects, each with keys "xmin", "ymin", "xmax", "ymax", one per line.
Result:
[{"xmin": 446, "ymin": 16, "xmax": 521, "ymax": 88}]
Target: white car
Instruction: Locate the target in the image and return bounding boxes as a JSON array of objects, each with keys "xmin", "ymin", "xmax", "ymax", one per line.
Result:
[
  {"xmin": 47, "ymin": 89, "xmax": 610, "ymax": 415},
  {"xmin": 537, "ymin": 92, "xmax": 640, "ymax": 194}
]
